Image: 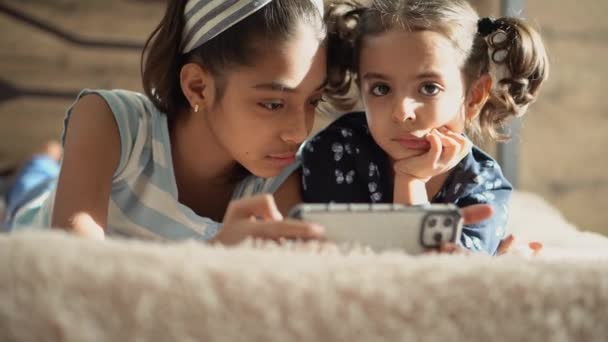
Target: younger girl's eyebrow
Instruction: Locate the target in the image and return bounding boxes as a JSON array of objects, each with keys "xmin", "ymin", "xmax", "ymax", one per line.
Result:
[
  {"xmin": 363, "ymin": 71, "xmax": 444, "ymax": 82},
  {"xmin": 362, "ymin": 72, "xmax": 391, "ymax": 81},
  {"xmin": 415, "ymin": 71, "xmax": 443, "ymax": 80}
]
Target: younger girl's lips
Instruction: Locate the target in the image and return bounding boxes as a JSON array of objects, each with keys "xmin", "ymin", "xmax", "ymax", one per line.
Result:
[{"xmin": 393, "ymin": 137, "xmax": 431, "ymax": 150}]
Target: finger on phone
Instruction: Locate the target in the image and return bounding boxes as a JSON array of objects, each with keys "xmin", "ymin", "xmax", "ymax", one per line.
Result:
[
  {"xmin": 440, "ymin": 242, "xmax": 471, "ymax": 255},
  {"xmin": 439, "ymin": 242, "xmax": 459, "ymax": 254},
  {"xmin": 529, "ymin": 241, "xmax": 543, "ymax": 256},
  {"xmin": 496, "ymin": 234, "xmax": 515, "ymax": 256},
  {"xmin": 225, "ymin": 194, "xmax": 283, "ymax": 221},
  {"xmin": 461, "ymin": 204, "xmax": 493, "ymax": 225},
  {"xmin": 252, "ymin": 220, "xmax": 325, "ymax": 240}
]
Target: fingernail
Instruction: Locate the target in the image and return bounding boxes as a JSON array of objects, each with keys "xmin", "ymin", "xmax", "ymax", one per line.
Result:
[
  {"xmin": 311, "ymin": 224, "xmax": 325, "ymax": 234},
  {"xmin": 529, "ymin": 241, "xmax": 543, "ymax": 251}
]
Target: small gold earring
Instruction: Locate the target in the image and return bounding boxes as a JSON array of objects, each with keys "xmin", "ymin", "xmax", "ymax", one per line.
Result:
[{"xmin": 194, "ymin": 104, "xmax": 199, "ymax": 113}]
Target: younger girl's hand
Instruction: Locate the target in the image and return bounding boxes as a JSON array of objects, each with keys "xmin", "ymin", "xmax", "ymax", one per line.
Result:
[
  {"xmin": 426, "ymin": 236, "xmax": 508, "ymax": 255},
  {"xmin": 423, "ymin": 242, "xmax": 470, "ymax": 255},
  {"xmin": 427, "ymin": 234, "xmax": 543, "ymax": 256},
  {"xmin": 211, "ymin": 194, "xmax": 325, "ymax": 245},
  {"xmin": 435, "ymin": 234, "xmax": 516, "ymax": 255},
  {"xmin": 393, "ymin": 127, "xmax": 472, "ymax": 182}
]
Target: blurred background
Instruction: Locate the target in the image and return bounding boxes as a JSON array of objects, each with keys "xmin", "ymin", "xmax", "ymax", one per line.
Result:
[{"xmin": 1, "ymin": 0, "xmax": 606, "ymax": 235}]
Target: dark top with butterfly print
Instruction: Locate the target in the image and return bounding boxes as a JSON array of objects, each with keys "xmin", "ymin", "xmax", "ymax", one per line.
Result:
[{"xmin": 299, "ymin": 112, "xmax": 512, "ymax": 255}]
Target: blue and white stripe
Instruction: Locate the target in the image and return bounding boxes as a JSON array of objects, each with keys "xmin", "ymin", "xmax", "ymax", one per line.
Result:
[
  {"xmin": 13, "ymin": 89, "xmax": 222, "ymax": 241},
  {"xmin": 182, "ymin": 0, "xmax": 273, "ymax": 53},
  {"xmin": 181, "ymin": 0, "xmax": 325, "ymax": 54}
]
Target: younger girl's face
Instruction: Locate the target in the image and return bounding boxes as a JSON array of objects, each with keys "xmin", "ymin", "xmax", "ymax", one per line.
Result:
[
  {"xmin": 359, "ymin": 29, "xmax": 469, "ymax": 161},
  {"xmin": 206, "ymin": 23, "xmax": 327, "ymax": 178}
]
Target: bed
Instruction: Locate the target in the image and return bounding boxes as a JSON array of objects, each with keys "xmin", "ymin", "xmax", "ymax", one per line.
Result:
[{"xmin": 1, "ymin": 191, "xmax": 607, "ymax": 341}]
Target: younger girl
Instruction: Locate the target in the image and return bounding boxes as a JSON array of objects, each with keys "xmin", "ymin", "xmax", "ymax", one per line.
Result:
[{"xmin": 298, "ymin": 0, "xmax": 549, "ymax": 254}]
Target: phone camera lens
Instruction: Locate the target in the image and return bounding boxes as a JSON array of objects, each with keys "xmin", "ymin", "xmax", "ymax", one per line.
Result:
[
  {"xmin": 428, "ymin": 218, "xmax": 437, "ymax": 228},
  {"xmin": 433, "ymin": 232, "xmax": 442, "ymax": 243},
  {"xmin": 443, "ymin": 217, "xmax": 453, "ymax": 227}
]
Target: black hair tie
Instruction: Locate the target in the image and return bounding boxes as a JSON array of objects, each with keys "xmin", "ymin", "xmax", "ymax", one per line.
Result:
[{"xmin": 478, "ymin": 17, "xmax": 499, "ymax": 37}]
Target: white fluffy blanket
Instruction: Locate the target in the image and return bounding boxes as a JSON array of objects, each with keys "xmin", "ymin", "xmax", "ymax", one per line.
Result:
[{"xmin": 1, "ymin": 192, "xmax": 608, "ymax": 342}]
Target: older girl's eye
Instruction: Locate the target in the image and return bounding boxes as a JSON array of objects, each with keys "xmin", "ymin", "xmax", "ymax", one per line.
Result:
[
  {"xmin": 259, "ymin": 101, "xmax": 284, "ymax": 111},
  {"xmin": 419, "ymin": 83, "xmax": 442, "ymax": 96},
  {"xmin": 370, "ymin": 84, "xmax": 391, "ymax": 97}
]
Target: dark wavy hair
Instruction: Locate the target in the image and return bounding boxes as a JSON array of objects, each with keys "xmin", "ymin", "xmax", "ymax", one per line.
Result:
[
  {"xmin": 324, "ymin": 0, "xmax": 549, "ymax": 141},
  {"xmin": 141, "ymin": 0, "xmax": 326, "ymax": 120}
]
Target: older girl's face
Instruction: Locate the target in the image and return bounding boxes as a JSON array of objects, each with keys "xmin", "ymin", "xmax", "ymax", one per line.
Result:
[{"xmin": 206, "ymin": 23, "xmax": 327, "ymax": 178}]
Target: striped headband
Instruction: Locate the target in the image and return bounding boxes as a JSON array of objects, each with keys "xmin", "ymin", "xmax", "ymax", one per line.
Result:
[{"xmin": 181, "ymin": 0, "xmax": 325, "ymax": 54}]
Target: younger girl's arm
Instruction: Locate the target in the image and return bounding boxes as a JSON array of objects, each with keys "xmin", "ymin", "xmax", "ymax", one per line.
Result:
[
  {"xmin": 51, "ymin": 94, "xmax": 120, "ymax": 238},
  {"xmin": 457, "ymin": 185, "xmax": 512, "ymax": 254},
  {"xmin": 436, "ymin": 146, "xmax": 514, "ymax": 255},
  {"xmin": 393, "ymin": 174, "xmax": 428, "ymax": 205},
  {"xmin": 393, "ymin": 128, "xmax": 472, "ymax": 205}
]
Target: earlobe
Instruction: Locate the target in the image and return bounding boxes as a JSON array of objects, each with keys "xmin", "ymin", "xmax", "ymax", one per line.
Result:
[
  {"xmin": 466, "ymin": 74, "xmax": 492, "ymax": 119},
  {"xmin": 180, "ymin": 63, "xmax": 213, "ymax": 112}
]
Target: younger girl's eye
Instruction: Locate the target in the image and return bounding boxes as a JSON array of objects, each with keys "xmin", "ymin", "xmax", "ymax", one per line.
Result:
[
  {"xmin": 419, "ymin": 83, "xmax": 442, "ymax": 96},
  {"xmin": 259, "ymin": 101, "xmax": 284, "ymax": 111},
  {"xmin": 370, "ymin": 84, "xmax": 391, "ymax": 97}
]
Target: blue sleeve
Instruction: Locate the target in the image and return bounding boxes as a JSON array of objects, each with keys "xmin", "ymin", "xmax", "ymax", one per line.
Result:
[
  {"xmin": 436, "ymin": 148, "xmax": 513, "ymax": 255},
  {"xmin": 456, "ymin": 185, "xmax": 511, "ymax": 255}
]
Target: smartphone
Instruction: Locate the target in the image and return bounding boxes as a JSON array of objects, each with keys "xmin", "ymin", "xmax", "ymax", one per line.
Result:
[{"xmin": 288, "ymin": 203, "xmax": 463, "ymax": 254}]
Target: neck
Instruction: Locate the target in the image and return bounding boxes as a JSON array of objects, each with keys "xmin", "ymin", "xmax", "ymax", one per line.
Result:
[{"xmin": 170, "ymin": 110, "xmax": 241, "ymax": 189}]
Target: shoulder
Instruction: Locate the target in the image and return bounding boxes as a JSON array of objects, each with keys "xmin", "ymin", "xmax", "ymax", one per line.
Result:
[
  {"xmin": 299, "ymin": 112, "xmax": 391, "ymax": 203},
  {"xmin": 312, "ymin": 111, "xmax": 370, "ymax": 141},
  {"xmin": 70, "ymin": 89, "xmax": 159, "ymax": 124},
  {"xmin": 301, "ymin": 112, "xmax": 378, "ymax": 161},
  {"xmin": 65, "ymin": 89, "xmax": 163, "ymax": 180}
]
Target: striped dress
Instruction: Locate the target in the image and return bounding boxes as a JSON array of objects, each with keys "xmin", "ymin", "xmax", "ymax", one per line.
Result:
[{"xmin": 11, "ymin": 89, "xmax": 289, "ymax": 241}]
